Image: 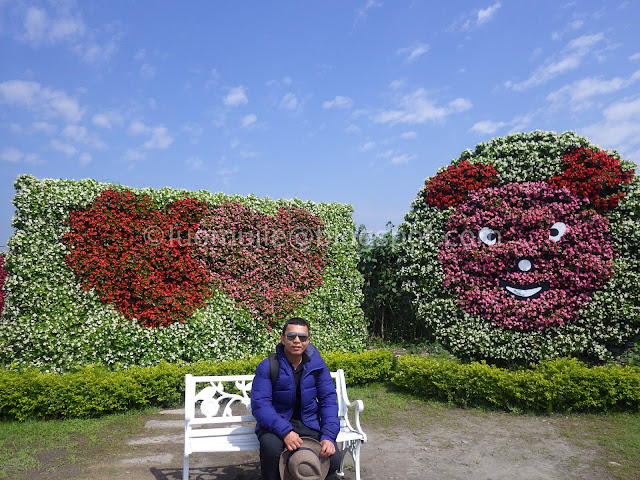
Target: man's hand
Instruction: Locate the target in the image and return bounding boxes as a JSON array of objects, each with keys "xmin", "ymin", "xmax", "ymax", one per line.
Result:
[
  {"xmin": 283, "ymin": 430, "xmax": 303, "ymax": 451},
  {"xmin": 319, "ymin": 439, "xmax": 336, "ymax": 457}
]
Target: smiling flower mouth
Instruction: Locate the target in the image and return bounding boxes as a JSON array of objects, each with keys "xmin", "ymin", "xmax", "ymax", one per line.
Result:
[{"xmin": 498, "ymin": 280, "xmax": 550, "ymax": 299}]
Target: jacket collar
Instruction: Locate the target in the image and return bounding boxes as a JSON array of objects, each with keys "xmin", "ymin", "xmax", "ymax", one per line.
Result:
[{"xmin": 276, "ymin": 342, "xmax": 317, "ymax": 358}]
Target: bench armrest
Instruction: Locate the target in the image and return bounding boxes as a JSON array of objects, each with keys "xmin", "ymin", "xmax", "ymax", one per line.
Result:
[
  {"xmin": 335, "ymin": 370, "xmax": 367, "ymax": 443},
  {"xmin": 345, "ymin": 398, "xmax": 366, "ymax": 442}
]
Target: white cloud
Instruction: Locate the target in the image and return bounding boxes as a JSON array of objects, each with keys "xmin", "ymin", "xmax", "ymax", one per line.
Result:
[
  {"xmin": 389, "ymin": 79, "xmax": 405, "ymax": 90},
  {"xmin": 358, "ymin": 141, "xmax": 375, "ymax": 152},
  {"xmin": 323, "ymin": 96, "xmax": 354, "ymax": 109},
  {"xmin": 79, "ymin": 152, "xmax": 92, "ymax": 165},
  {"xmin": 581, "ymin": 96, "xmax": 640, "ymax": 152},
  {"xmin": 22, "ymin": 6, "xmax": 86, "ymax": 46},
  {"xmin": 61, "ymin": 124, "xmax": 105, "ymax": 149},
  {"xmin": 390, "ymin": 153, "xmax": 417, "ymax": 165},
  {"xmin": 32, "ymin": 121, "xmax": 56, "ymax": 135},
  {"xmin": 50, "ymin": 138, "xmax": 77, "ymax": 155},
  {"xmin": 124, "ymin": 148, "xmax": 146, "ymax": 162},
  {"xmin": 470, "ymin": 120, "xmax": 507, "ymax": 135},
  {"xmin": 223, "ymin": 86, "xmax": 248, "ymax": 107},
  {"xmin": 629, "ymin": 52, "xmax": 640, "ymax": 61},
  {"xmin": 373, "ymin": 88, "xmax": 472, "ymax": 125},
  {"xmin": 74, "ymin": 33, "xmax": 121, "ymax": 65},
  {"xmin": 397, "ymin": 43, "xmax": 430, "ymax": 63},
  {"xmin": 218, "ymin": 166, "xmax": 239, "ymax": 184},
  {"xmin": 345, "ymin": 124, "xmax": 362, "ymax": 134},
  {"xmin": 0, "ymin": 147, "xmax": 40, "ymax": 164},
  {"xmin": 0, "ymin": 80, "xmax": 84, "ymax": 122},
  {"xmin": 458, "ymin": 2, "xmax": 501, "ymax": 30},
  {"xmin": 140, "ymin": 63, "xmax": 156, "ymax": 78},
  {"xmin": 183, "ymin": 122, "xmax": 204, "ymax": 143},
  {"xmin": 241, "ymin": 114, "xmax": 257, "ymax": 127},
  {"xmin": 17, "ymin": 4, "xmax": 120, "ymax": 65},
  {"xmin": 128, "ymin": 121, "xmax": 173, "ymax": 150},
  {"xmin": 62, "ymin": 125, "xmax": 88, "ymax": 141},
  {"xmin": 546, "ymin": 71, "xmax": 640, "ymax": 105},
  {"xmin": 506, "ymin": 33, "xmax": 605, "ymax": 91},
  {"xmin": 355, "ymin": 0, "xmax": 382, "ymax": 24},
  {"xmin": 476, "ymin": 2, "xmax": 501, "ymax": 25},
  {"xmin": 187, "ymin": 156, "xmax": 205, "ymax": 170},
  {"xmin": 400, "ymin": 131, "xmax": 417, "ymax": 139},
  {"xmin": 92, "ymin": 110, "xmax": 124, "ymax": 129},
  {"xmin": 10, "ymin": 121, "xmax": 57, "ymax": 135},
  {"xmin": 0, "ymin": 147, "xmax": 23, "ymax": 162},
  {"xmin": 279, "ymin": 92, "xmax": 300, "ymax": 111}
]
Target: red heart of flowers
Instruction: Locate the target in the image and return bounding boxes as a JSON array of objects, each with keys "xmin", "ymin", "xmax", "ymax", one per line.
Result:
[
  {"xmin": 63, "ymin": 192, "xmax": 327, "ymax": 327},
  {"xmin": 63, "ymin": 189, "xmax": 211, "ymax": 327},
  {"xmin": 196, "ymin": 201, "xmax": 328, "ymax": 324}
]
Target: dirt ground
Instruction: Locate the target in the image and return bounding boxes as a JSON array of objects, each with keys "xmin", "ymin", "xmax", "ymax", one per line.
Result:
[{"xmin": 59, "ymin": 405, "xmax": 615, "ymax": 480}]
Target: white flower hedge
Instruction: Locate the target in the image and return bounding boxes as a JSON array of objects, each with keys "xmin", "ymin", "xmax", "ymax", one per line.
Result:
[
  {"xmin": 398, "ymin": 131, "xmax": 640, "ymax": 363},
  {"xmin": 0, "ymin": 175, "xmax": 366, "ymax": 372}
]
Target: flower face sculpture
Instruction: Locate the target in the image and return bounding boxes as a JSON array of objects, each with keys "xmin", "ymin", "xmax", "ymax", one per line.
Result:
[
  {"xmin": 398, "ymin": 131, "xmax": 639, "ymax": 362},
  {"xmin": 440, "ymin": 182, "xmax": 613, "ymax": 331}
]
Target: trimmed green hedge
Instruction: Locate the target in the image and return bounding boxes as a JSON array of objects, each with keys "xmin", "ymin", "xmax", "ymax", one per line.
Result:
[
  {"xmin": 3, "ymin": 350, "xmax": 639, "ymax": 421},
  {"xmin": 392, "ymin": 355, "xmax": 640, "ymax": 413},
  {"xmin": 0, "ymin": 349, "xmax": 394, "ymax": 421}
]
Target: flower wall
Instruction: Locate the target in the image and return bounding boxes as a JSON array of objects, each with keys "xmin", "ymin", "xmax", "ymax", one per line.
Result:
[
  {"xmin": 398, "ymin": 131, "xmax": 640, "ymax": 363},
  {"xmin": 0, "ymin": 175, "xmax": 366, "ymax": 372},
  {"xmin": 0, "ymin": 253, "xmax": 7, "ymax": 318}
]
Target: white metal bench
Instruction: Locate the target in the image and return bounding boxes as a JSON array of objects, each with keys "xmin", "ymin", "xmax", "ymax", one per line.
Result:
[{"xmin": 183, "ymin": 369, "xmax": 366, "ymax": 480}]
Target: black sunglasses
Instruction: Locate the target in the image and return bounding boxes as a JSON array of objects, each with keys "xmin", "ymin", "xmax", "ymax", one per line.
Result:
[{"xmin": 285, "ymin": 332, "xmax": 309, "ymax": 342}]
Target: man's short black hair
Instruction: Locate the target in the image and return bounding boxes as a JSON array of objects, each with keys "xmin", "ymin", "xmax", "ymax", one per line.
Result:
[{"xmin": 281, "ymin": 317, "xmax": 310, "ymax": 336}]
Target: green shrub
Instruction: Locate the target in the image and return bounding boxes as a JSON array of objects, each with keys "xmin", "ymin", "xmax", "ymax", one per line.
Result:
[
  {"xmin": 0, "ymin": 350, "xmax": 392, "ymax": 421},
  {"xmin": 323, "ymin": 349, "xmax": 395, "ymax": 384},
  {"xmin": 392, "ymin": 355, "xmax": 640, "ymax": 413}
]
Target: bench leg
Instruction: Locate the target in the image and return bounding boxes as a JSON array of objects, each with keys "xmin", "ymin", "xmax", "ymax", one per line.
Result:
[
  {"xmin": 336, "ymin": 441, "xmax": 346, "ymax": 477},
  {"xmin": 352, "ymin": 441, "xmax": 362, "ymax": 480},
  {"xmin": 338, "ymin": 439, "xmax": 362, "ymax": 480},
  {"xmin": 183, "ymin": 453, "xmax": 189, "ymax": 480}
]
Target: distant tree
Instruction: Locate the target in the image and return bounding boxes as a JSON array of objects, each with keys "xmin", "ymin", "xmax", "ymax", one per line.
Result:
[{"xmin": 355, "ymin": 223, "xmax": 420, "ymax": 341}]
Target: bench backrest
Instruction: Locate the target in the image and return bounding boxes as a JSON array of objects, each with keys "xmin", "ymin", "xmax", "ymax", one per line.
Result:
[{"xmin": 184, "ymin": 370, "xmax": 351, "ymax": 430}]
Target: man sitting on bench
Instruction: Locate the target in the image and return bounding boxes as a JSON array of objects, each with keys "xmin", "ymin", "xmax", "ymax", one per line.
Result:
[{"xmin": 251, "ymin": 317, "xmax": 342, "ymax": 480}]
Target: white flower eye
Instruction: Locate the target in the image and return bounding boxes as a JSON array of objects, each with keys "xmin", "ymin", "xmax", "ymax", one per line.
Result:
[
  {"xmin": 549, "ymin": 222, "xmax": 567, "ymax": 242},
  {"xmin": 479, "ymin": 227, "xmax": 498, "ymax": 246}
]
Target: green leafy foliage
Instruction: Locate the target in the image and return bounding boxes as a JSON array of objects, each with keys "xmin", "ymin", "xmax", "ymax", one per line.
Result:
[
  {"xmin": 0, "ymin": 350, "xmax": 392, "ymax": 421},
  {"xmin": 323, "ymin": 349, "xmax": 395, "ymax": 384},
  {"xmin": 392, "ymin": 355, "xmax": 640, "ymax": 413},
  {"xmin": 355, "ymin": 224, "xmax": 419, "ymax": 340}
]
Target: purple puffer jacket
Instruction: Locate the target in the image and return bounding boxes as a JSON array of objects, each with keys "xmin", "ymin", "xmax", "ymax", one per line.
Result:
[{"xmin": 250, "ymin": 343, "xmax": 339, "ymax": 443}]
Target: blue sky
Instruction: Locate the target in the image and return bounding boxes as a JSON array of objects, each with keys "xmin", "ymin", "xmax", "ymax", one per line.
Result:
[{"xmin": 1, "ymin": 1, "xmax": 639, "ymax": 249}]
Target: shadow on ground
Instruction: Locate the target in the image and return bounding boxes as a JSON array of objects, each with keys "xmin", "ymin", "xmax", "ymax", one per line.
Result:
[{"xmin": 150, "ymin": 462, "xmax": 261, "ymax": 480}]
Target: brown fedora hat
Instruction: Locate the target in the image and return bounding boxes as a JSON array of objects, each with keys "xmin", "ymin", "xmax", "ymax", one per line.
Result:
[{"xmin": 279, "ymin": 437, "xmax": 330, "ymax": 480}]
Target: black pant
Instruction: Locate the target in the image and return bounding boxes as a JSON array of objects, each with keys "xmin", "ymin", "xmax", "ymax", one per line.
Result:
[{"xmin": 257, "ymin": 419, "xmax": 342, "ymax": 480}]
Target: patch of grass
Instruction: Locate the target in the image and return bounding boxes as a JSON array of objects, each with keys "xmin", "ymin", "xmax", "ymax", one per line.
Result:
[
  {"xmin": 556, "ymin": 412, "xmax": 640, "ymax": 480},
  {"xmin": 348, "ymin": 382, "xmax": 456, "ymax": 430},
  {"xmin": 0, "ymin": 409, "xmax": 154, "ymax": 480}
]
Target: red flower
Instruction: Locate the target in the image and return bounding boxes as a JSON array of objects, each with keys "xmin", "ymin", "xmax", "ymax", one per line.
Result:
[
  {"xmin": 62, "ymin": 190, "xmax": 211, "ymax": 327},
  {"xmin": 197, "ymin": 202, "xmax": 327, "ymax": 324},
  {"xmin": 550, "ymin": 147, "xmax": 634, "ymax": 212},
  {"xmin": 425, "ymin": 160, "xmax": 499, "ymax": 209}
]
